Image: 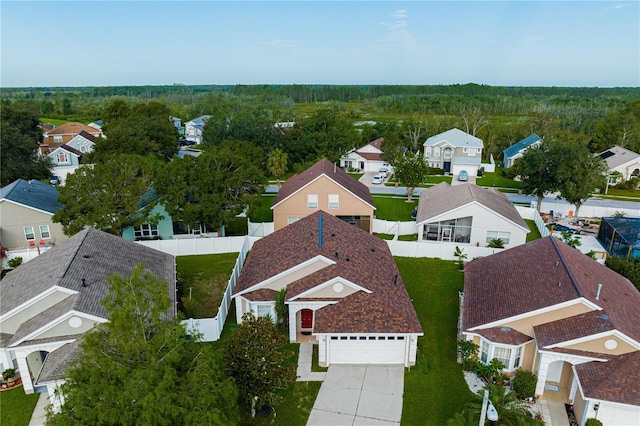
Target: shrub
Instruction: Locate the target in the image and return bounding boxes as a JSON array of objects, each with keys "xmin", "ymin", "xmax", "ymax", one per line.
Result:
[
  {"xmin": 487, "ymin": 238, "xmax": 505, "ymax": 248},
  {"xmin": 7, "ymin": 257, "xmax": 22, "ymax": 269},
  {"xmin": 474, "ymin": 358, "xmax": 506, "ymax": 383},
  {"xmin": 615, "ymin": 177, "xmax": 639, "ymax": 191},
  {"xmin": 512, "ymin": 368, "xmax": 538, "ymax": 399},
  {"xmin": 427, "ymin": 167, "xmax": 444, "ymax": 175},
  {"xmin": 585, "ymin": 419, "xmax": 603, "ymax": 426},
  {"xmin": 456, "ymin": 340, "xmax": 479, "ymax": 370}
]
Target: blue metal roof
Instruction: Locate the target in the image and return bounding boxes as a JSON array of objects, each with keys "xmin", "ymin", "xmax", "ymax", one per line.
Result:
[
  {"xmin": 0, "ymin": 179, "xmax": 61, "ymax": 214},
  {"xmin": 503, "ymin": 134, "xmax": 541, "ymax": 160}
]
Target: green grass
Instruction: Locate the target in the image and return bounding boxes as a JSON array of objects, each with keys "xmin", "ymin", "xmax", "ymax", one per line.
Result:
[
  {"xmin": 372, "ymin": 195, "xmax": 418, "ymax": 221},
  {"xmin": 248, "ymin": 194, "xmax": 276, "ymax": 222},
  {"xmin": 426, "ymin": 175, "xmax": 453, "ymax": 185},
  {"xmin": 598, "ymin": 187, "xmax": 640, "ymax": 199},
  {"xmin": 39, "ymin": 117, "xmax": 69, "ymax": 126},
  {"xmin": 396, "ymin": 257, "xmax": 474, "ymax": 426},
  {"xmin": 348, "ymin": 173, "xmax": 364, "ymax": 180},
  {"xmin": 0, "ymin": 386, "xmax": 40, "ymax": 426},
  {"xmin": 525, "ymin": 219, "xmax": 543, "ymax": 242},
  {"xmin": 176, "ymin": 253, "xmax": 239, "ymax": 318},
  {"xmin": 476, "ymin": 168, "xmax": 522, "ymax": 189},
  {"xmin": 311, "ymin": 344, "xmax": 328, "ymax": 372}
]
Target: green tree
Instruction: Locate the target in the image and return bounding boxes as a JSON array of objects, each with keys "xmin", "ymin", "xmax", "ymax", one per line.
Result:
[
  {"xmin": 48, "ymin": 264, "xmax": 239, "ymax": 425},
  {"xmin": 224, "ymin": 313, "xmax": 296, "ymax": 416},
  {"xmin": 0, "ymin": 100, "xmax": 53, "ymax": 186},
  {"xmin": 274, "ymin": 288, "xmax": 289, "ymax": 331},
  {"xmin": 605, "ymin": 256, "xmax": 640, "ymax": 291},
  {"xmin": 156, "ymin": 140, "xmax": 266, "ymax": 235},
  {"xmin": 394, "ymin": 152, "xmax": 429, "ymax": 202},
  {"xmin": 52, "ymin": 155, "xmax": 160, "ymax": 236},
  {"xmin": 267, "ymin": 148, "xmax": 288, "ymax": 187},
  {"xmin": 512, "ymin": 139, "xmax": 562, "ymax": 212}
]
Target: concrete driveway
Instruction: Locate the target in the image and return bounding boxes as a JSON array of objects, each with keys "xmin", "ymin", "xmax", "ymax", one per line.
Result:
[
  {"xmin": 450, "ymin": 174, "xmax": 477, "ymax": 186},
  {"xmin": 307, "ymin": 365, "xmax": 404, "ymax": 425}
]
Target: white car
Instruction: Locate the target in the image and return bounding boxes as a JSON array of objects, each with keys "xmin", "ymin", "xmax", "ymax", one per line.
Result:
[
  {"xmin": 372, "ymin": 174, "xmax": 384, "ymax": 184},
  {"xmin": 379, "ymin": 167, "xmax": 389, "ymax": 177}
]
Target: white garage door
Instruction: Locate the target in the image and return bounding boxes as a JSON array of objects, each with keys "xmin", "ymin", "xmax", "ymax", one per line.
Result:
[{"xmin": 329, "ymin": 336, "xmax": 406, "ymax": 364}]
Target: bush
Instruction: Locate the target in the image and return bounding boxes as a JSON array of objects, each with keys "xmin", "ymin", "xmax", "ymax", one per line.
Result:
[
  {"xmin": 487, "ymin": 238, "xmax": 505, "ymax": 248},
  {"xmin": 456, "ymin": 340, "xmax": 479, "ymax": 370},
  {"xmin": 512, "ymin": 368, "xmax": 537, "ymax": 399},
  {"xmin": 7, "ymin": 257, "xmax": 22, "ymax": 269},
  {"xmin": 428, "ymin": 167, "xmax": 444, "ymax": 175},
  {"xmin": 615, "ymin": 177, "xmax": 639, "ymax": 190},
  {"xmin": 605, "ymin": 256, "xmax": 640, "ymax": 291},
  {"xmin": 585, "ymin": 419, "xmax": 603, "ymax": 426}
]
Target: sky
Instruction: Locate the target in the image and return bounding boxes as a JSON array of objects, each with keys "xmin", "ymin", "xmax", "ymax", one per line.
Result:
[{"xmin": 1, "ymin": 1, "xmax": 638, "ymax": 88}]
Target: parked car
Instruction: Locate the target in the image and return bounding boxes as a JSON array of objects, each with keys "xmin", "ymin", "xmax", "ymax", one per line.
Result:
[
  {"xmin": 49, "ymin": 176, "xmax": 60, "ymax": 185},
  {"xmin": 379, "ymin": 167, "xmax": 389, "ymax": 177},
  {"xmin": 458, "ymin": 170, "xmax": 468, "ymax": 182},
  {"xmin": 179, "ymin": 139, "xmax": 196, "ymax": 147},
  {"xmin": 372, "ymin": 174, "xmax": 384, "ymax": 184}
]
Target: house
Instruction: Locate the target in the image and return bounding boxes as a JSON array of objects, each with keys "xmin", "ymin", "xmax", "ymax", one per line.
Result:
[
  {"xmin": 48, "ymin": 145, "xmax": 83, "ymax": 167},
  {"xmin": 415, "ymin": 182, "xmax": 529, "ymax": 248},
  {"xmin": 170, "ymin": 116, "xmax": 184, "ymax": 135},
  {"xmin": 0, "ymin": 179, "xmax": 66, "ymax": 249},
  {"xmin": 271, "ymin": 158, "xmax": 376, "ymax": 232},
  {"xmin": 597, "ymin": 146, "xmax": 640, "ymax": 183},
  {"xmin": 596, "ymin": 216, "xmax": 640, "ymax": 259},
  {"xmin": 339, "ymin": 137, "xmax": 391, "ymax": 173},
  {"xmin": 232, "ymin": 211, "xmax": 423, "ymax": 366},
  {"xmin": 461, "ymin": 236, "xmax": 640, "ymax": 426},
  {"xmin": 121, "ymin": 203, "xmax": 175, "ymax": 241},
  {"xmin": 88, "ymin": 120, "xmax": 103, "ymax": 132},
  {"xmin": 184, "ymin": 115, "xmax": 211, "ymax": 144},
  {"xmin": 502, "ymin": 134, "xmax": 542, "ymax": 168},
  {"xmin": 39, "ymin": 122, "xmax": 102, "ymax": 155},
  {"xmin": 423, "ymin": 128, "xmax": 484, "ymax": 176},
  {"xmin": 0, "ymin": 228, "xmax": 176, "ymax": 408}
]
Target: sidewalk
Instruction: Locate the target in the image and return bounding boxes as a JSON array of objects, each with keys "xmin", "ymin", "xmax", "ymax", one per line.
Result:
[
  {"xmin": 28, "ymin": 392, "xmax": 48, "ymax": 426},
  {"xmin": 296, "ymin": 342, "xmax": 326, "ymax": 382}
]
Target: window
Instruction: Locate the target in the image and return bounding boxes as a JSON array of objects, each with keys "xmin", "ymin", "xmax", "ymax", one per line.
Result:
[
  {"xmin": 480, "ymin": 340, "xmax": 489, "ymax": 363},
  {"xmin": 514, "ymin": 346, "xmax": 522, "ymax": 368},
  {"xmin": 463, "ymin": 147, "xmax": 468, "ymax": 153},
  {"xmin": 434, "ymin": 147, "xmax": 441, "ymax": 157},
  {"xmin": 444, "ymin": 149, "xmax": 452, "ymax": 159},
  {"xmin": 468, "ymin": 148, "xmax": 476, "ymax": 156},
  {"xmin": 486, "ymin": 231, "xmax": 511, "ymax": 244},
  {"xmin": 256, "ymin": 304, "xmax": 272, "ymax": 319},
  {"xmin": 425, "ymin": 147, "xmax": 431, "ymax": 157},
  {"xmin": 307, "ymin": 194, "xmax": 318, "ymax": 209},
  {"xmin": 328, "ymin": 194, "xmax": 339, "ymax": 209},
  {"xmin": 39, "ymin": 225, "xmax": 51, "ymax": 239},
  {"xmin": 24, "ymin": 226, "xmax": 35, "ymax": 240},
  {"xmin": 80, "ymin": 145, "xmax": 88, "ymax": 153},
  {"xmin": 344, "ymin": 160, "xmax": 352, "ymax": 168},
  {"xmin": 134, "ymin": 224, "xmax": 159, "ymax": 238},
  {"xmin": 287, "ymin": 217, "xmax": 302, "ymax": 225},
  {"xmin": 53, "ymin": 135, "xmax": 63, "ymax": 143},
  {"xmin": 493, "ymin": 346, "xmax": 512, "ymax": 367},
  {"xmin": 56, "ymin": 152, "xmax": 68, "ymax": 163}
]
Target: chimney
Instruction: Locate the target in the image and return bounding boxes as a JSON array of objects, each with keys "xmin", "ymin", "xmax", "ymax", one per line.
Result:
[{"xmin": 596, "ymin": 283, "xmax": 602, "ymax": 301}]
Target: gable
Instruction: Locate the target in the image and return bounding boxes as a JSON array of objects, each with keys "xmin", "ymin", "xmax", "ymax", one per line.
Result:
[
  {"xmin": 0, "ymin": 288, "xmax": 77, "ymax": 335},
  {"xmin": 560, "ymin": 334, "xmax": 638, "ymax": 356},
  {"xmin": 14, "ymin": 311, "xmax": 104, "ymax": 345},
  {"xmin": 357, "ymin": 144, "xmax": 382, "ymax": 154},
  {"xmin": 419, "ymin": 201, "xmax": 528, "ymax": 233},
  {"xmin": 289, "ymin": 276, "xmax": 369, "ymax": 300}
]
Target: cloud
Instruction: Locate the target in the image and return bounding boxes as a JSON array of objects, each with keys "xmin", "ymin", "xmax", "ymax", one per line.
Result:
[
  {"xmin": 259, "ymin": 39, "xmax": 298, "ymax": 49},
  {"xmin": 377, "ymin": 9, "xmax": 417, "ymax": 47},
  {"xmin": 606, "ymin": 3, "xmax": 632, "ymax": 11}
]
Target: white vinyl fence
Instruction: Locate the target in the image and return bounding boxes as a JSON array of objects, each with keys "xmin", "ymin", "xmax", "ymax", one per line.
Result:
[
  {"xmin": 248, "ymin": 220, "xmax": 275, "ymax": 237},
  {"xmin": 372, "ymin": 219, "xmax": 418, "ymax": 237},
  {"xmin": 515, "ymin": 206, "xmax": 550, "ymax": 238},
  {"xmin": 135, "ymin": 235, "xmax": 256, "ymax": 256},
  {"xmin": 180, "ymin": 235, "xmax": 255, "ymax": 342},
  {"xmin": 534, "ymin": 199, "xmax": 640, "ymax": 219},
  {"xmin": 386, "ymin": 240, "xmax": 504, "ymax": 260},
  {"xmin": 2, "ymin": 246, "xmax": 52, "ymax": 269}
]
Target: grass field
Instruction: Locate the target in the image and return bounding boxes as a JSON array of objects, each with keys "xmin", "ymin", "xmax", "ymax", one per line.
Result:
[
  {"xmin": 396, "ymin": 257, "xmax": 474, "ymax": 426},
  {"xmin": 598, "ymin": 187, "xmax": 640, "ymax": 199},
  {"xmin": 372, "ymin": 195, "xmax": 417, "ymax": 221},
  {"xmin": 176, "ymin": 253, "xmax": 239, "ymax": 318},
  {"xmin": 0, "ymin": 387, "xmax": 40, "ymax": 426},
  {"xmin": 476, "ymin": 168, "xmax": 522, "ymax": 189},
  {"xmin": 525, "ymin": 219, "xmax": 543, "ymax": 242},
  {"xmin": 248, "ymin": 194, "xmax": 276, "ymax": 223}
]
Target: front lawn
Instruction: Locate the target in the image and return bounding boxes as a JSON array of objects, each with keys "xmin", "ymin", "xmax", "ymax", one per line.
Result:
[
  {"xmin": 176, "ymin": 253, "xmax": 239, "ymax": 318},
  {"xmin": 476, "ymin": 168, "xmax": 522, "ymax": 189},
  {"xmin": 372, "ymin": 195, "xmax": 418, "ymax": 221},
  {"xmin": 396, "ymin": 257, "xmax": 474, "ymax": 426},
  {"xmin": 599, "ymin": 187, "xmax": 640, "ymax": 199},
  {"xmin": 525, "ymin": 219, "xmax": 543, "ymax": 242},
  {"xmin": 0, "ymin": 387, "xmax": 40, "ymax": 426}
]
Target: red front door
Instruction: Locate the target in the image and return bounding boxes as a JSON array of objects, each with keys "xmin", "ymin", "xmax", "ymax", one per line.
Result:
[{"xmin": 301, "ymin": 309, "xmax": 313, "ymax": 329}]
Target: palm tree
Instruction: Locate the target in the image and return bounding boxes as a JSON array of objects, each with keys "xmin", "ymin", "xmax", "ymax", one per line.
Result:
[
  {"xmin": 267, "ymin": 149, "xmax": 288, "ymax": 187},
  {"xmin": 454, "ymin": 246, "xmax": 468, "ymax": 270}
]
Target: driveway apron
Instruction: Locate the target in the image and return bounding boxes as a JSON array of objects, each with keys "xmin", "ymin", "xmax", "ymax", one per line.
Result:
[{"xmin": 307, "ymin": 364, "xmax": 404, "ymax": 426}]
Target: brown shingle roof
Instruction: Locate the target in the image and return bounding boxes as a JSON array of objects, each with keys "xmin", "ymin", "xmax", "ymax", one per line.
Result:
[
  {"xmin": 272, "ymin": 158, "xmax": 375, "ymax": 209},
  {"xmin": 475, "ymin": 327, "xmax": 533, "ymax": 345},
  {"xmin": 417, "ymin": 182, "xmax": 527, "ymax": 230},
  {"xmin": 463, "ymin": 237, "xmax": 640, "ymax": 344},
  {"xmin": 575, "ymin": 351, "xmax": 640, "ymax": 405},
  {"xmin": 77, "ymin": 130, "xmax": 96, "ymax": 142},
  {"xmin": 60, "ymin": 144, "xmax": 82, "ymax": 156},
  {"xmin": 233, "ymin": 211, "xmax": 422, "ymax": 334},
  {"xmin": 354, "ymin": 137, "xmax": 384, "ymax": 161},
  {"xmin": 534, "ymin": 311, "xmax": 616, "ymax": 348},
  {"xmin": 47, "ymin": 122, "xmax": 100, "ymax": 136}
]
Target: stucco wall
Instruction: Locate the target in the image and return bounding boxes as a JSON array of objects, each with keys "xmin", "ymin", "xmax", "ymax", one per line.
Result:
[
  {"xmin": 0, "ymin": 202, "xmax": 67, "ymax": 249},
  {"xmin": 499, "ymin": 303, "xmax": 593, "ymax": 336},
  {"xmin": 272, "ymin": 175, "xmax": 374, "ymax": 231},
  {"xmin": 564, "ymin": 335, "xmax": 637, "ymax": 355}
]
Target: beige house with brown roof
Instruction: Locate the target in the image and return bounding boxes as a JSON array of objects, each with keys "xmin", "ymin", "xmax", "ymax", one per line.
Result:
[
  {"xmin": 232, "ymin": 211, "xmax": 423, "ymax": 366},
  {"xmin": 461, "ymin": 236, "xmax": 640, "ymax": 426},
  {"xmin": 415, "ymin": 182, "xmax": 529, "ymax": 248},
  {"xmin": 40, "ymin": 122, "xmax": 102, "ymax": 155},
  {"xmin": 271, "ymin": 158, "xmax": 376, "ymax": 233}
]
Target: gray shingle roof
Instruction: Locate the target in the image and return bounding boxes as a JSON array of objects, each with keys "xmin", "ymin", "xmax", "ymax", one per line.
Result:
[
  {"xmin": 36, "ymin": 340, "xmax": 81, "ymax": 383},
  {"xmin": 423, "ymin": 128, "xmax": 483, "ymax": 148},
  {"xmin": 597, "ymin": 145, "xmax": 640, "ymax": 169},
  {"xmin": 0, "ymin": 179, "xmax": 61, "ymax": 214},
  {"xmin": 0, "ymin": 228, "xmax": 176, "ymax": 320},
  {"xmin": 416, "ymin": 182, "xmax": 528, "ymax": 230},
  {"xmin": 9, "ymin": 296, "xmax": 78, "ymax": 345}
]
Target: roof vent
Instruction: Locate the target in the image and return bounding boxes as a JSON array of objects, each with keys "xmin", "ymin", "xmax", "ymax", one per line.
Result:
[
  {"xmin": 83, "ymin": 254, "xmax": 92, "ymax": 259},
  {"xmin": 335, "ymin": 251, "xmax": 339, "ymax": 258},
  {"xmin": 346, "ymin": 257, "xmax": 350, "ymax": 262},
  {"xmin": 82, "ymin": 278, "xmax": 87, "ymax": 287},
  {"xmin": 557, "ymin": 282, "xmax": 561, "ymax": 287},
  {"xmin": 371, "ymin": 248, "xmax": 375, "ymax": 252},
  {"xmin": 596, "ymin": 283, "xmax": 603, "ymax": 301},
  {"xmin": 393, "ymin": 275, "xmax": 398, "ymax": 286},
  {"xmin": 555, "ymin": 261, "xmax": 559, "ymax": 266}
]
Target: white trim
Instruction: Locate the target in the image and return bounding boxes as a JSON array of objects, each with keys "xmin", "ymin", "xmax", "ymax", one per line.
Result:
[
  {"xmin": 289, "ymin": 276, "xmax": 372, "ymax": 301},
  {"xmin": 0, "ymin": 286, "xmax": 78, "ymax": 322},
  {"xmin": 547, "ymin": 330, "xmax": 640, "ymax": 350},
  {"xmin": 10, "ymin": 310, "xmax": 107, "ymax": 347},
  {"xmin": 467, "ymin": 298, "xmax": 602, "ymax": 331},
  {"xmin": 538, "ymin": 349, "xmax": 608, "ymax": 363},
  {"xmin": 232, "ymin": 255, "xmax": 336, "ymax": 298},
  {"xmin": 271, "ymin": 173, "xmax": 376, "ymax": 210}
]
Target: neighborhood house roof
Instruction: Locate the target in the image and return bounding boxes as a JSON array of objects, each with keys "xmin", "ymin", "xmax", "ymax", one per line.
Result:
[
  {"xmin": 597, "ymin": 145, "xmax": 640, "ymax": 169},
  {"xmin": 574, "ymin": 351, "xmax": 640, "ymax": 406},
  {"xmin": 46, "ymin": 122, "xmax": 100, "ymax": 136},
  {"xmin": 354, "ymin": 137, "xmax": 384, "ymax": 161},
  {"xmin": 463, "ymin": 236, "xmax": 640, "ymax": 343},
  {"xmin": 233, "ymin": 211, "xmax": 422, "ymax": 334},
  {"xmin": 0, "ymin": 228, "xmax": 176, "ymax": 322},
  {"xmin": 0, "ymin": 179, "xmax": 61, "ymax": 214},
  {"xmin": 423, "ymin": 128, "xmax": 483, "ymax": 148},
  {"xmin": 77, "ymin": 130, "xmax": 96, "ymax": 142},
  {"xmin": 272, "ymin": 158, "xmax": 375, "ymax": 209},
  {"xmin": 416, "ymin": 182, "xmax": 528, "ymax": 230},
  {"xmin": 503, "ymin": 134, "xmax": 541, "ymax": 160}
]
